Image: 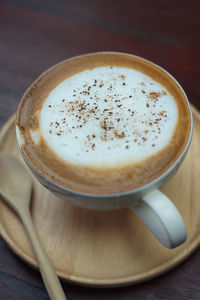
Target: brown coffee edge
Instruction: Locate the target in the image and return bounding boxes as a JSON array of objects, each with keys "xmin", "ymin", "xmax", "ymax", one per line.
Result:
[
  {"xmin": 16, "ymin": 52, "xmax": 191, "ymax": 194},
  {"xmin": 16, "ymin": 52, "xmax": 189, "ymax": 131},
  {"xmin": 17, "ymin": 129, "xmax": 190, "ymax": 196}
]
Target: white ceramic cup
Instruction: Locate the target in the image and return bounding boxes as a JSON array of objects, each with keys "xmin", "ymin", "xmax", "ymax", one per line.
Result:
[{"xmin": 16, "ymin": 56, "xmax": 193, "ymax": 249}]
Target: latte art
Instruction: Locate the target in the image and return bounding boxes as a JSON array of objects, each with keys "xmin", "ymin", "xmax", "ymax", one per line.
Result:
[
  {"xmin": 16, "ymin": 52, "xmax": 191, "ymax": 194},
  {"xmin": 40, "ymin": 67, "xmax": 177, "ymax": 167}
]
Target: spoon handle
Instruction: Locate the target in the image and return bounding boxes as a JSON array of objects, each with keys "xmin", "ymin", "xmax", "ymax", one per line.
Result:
[{"xmin": 20, "ymin": 210, "xmax": 67, "ymax": 300}]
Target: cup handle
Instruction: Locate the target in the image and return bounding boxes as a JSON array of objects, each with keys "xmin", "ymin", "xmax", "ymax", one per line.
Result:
[{"xmin": 131, "ymin": 189, "xmax": 187, "ymax": 248}]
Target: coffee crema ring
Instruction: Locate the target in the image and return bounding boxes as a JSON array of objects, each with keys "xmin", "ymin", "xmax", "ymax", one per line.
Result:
[{"xmin": 16, "ymin": 52, "xmax": 191, "ymax": 194}]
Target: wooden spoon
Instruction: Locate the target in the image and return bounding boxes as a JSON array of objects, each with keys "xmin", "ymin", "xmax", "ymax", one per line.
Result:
[{"xmin": 0, "ymin": 154, "xmax": 67, "ymax": 300}]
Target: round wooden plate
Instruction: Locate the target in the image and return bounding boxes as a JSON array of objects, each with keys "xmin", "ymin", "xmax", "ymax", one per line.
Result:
[{"xmin": 0, "ymin": 105, "xmax": 200, "ymax": 287}]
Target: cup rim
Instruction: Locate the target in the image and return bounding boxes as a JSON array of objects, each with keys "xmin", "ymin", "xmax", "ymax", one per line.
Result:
[{"xmin": 16, "ymin": 51, "xmax": 194, "ymax": 199}]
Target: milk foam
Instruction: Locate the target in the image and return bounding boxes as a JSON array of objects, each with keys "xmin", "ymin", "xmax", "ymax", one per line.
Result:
[{"xmin": 40, "ymin": 67, "xmax": 178, "ymax": 167}]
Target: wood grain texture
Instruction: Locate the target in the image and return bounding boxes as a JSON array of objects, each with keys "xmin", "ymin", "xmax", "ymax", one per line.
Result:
[
  {"xmin": 0, "ymin": 0, "xmax": 200, "ymax": 299},
  {"xmin": 0, "ymin": 106, "xmax": 200, "ymax": 289}
]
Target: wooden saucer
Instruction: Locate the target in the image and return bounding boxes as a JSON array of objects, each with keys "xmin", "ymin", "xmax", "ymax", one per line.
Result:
[{"xmin": 0, "ymin": 105, "xmax": 200, "ymax": 287}]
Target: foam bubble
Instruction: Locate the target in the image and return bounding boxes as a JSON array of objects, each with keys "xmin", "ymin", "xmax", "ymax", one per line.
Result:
[
  {"xmin": 40, "ymin": 67, "xmax": 178, "ymax": 167},
  {"xmin": 16, "ymin": 125, "xmax": 25, "ymax": 146},
  {"xmin": 30, "ymin": 130, "xmax": 40, "ymax": 144}
]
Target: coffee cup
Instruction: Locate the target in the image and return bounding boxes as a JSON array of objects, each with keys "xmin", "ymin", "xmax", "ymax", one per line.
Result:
[{"xmin": 16, "ymin": 52, "xmax": 193, "ymax": 248}]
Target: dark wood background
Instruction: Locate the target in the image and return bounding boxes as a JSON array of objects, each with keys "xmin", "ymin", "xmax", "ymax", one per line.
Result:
[{"xmin": 0, "ymin": 0, "xmax": 200, "ymax": 299}]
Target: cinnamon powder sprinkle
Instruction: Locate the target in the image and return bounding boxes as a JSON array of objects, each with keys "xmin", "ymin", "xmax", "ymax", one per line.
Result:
[
  {"xmin": 115, "ymin": 131, "xmax": 125, "ymax": 139},
  {"xmin": 46, "ymin": 74, "xmax": 170, "ymax": 154},
  {"xmin": 147, "ymin": 90, "xmax": 167, "ymax": 100}
]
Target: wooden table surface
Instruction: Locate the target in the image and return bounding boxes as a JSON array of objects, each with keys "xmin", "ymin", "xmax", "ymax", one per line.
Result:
[{"xmin": 0, "ymin": 0, "xmax": 200, "ymax": 299}]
